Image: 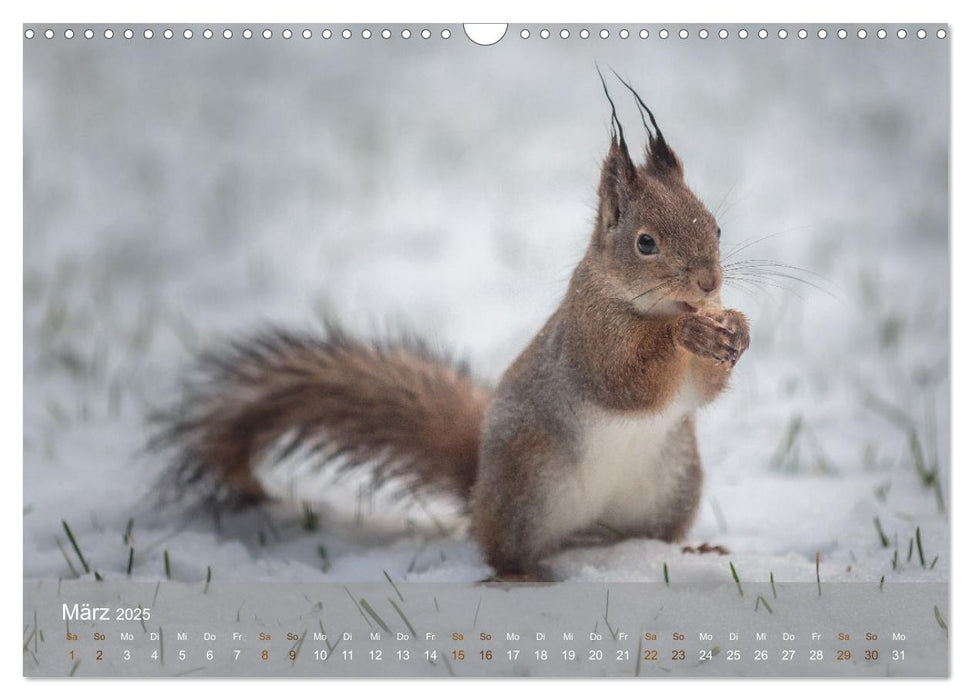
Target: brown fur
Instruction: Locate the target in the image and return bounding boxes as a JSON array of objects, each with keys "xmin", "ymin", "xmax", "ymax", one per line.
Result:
[
  {"xmin": 153, "ymin": 79, "xmax": 749, "ymax": 580},
  {"xmin": 151, "ymin": 326, "xmax": 491, "ymax": 506}
]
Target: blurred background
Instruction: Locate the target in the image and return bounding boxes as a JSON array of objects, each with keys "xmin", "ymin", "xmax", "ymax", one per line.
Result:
[{"xmin": 24, "ymin": 25, "xmax": 949, "ymax": 583}]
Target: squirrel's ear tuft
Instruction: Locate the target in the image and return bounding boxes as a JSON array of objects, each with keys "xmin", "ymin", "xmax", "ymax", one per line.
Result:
[
  {"xmin": 597, "ymin": 138, "xmax": 637, "ymax": 234},
  {"xmin": 646, "ymin": 134, "xmax": 684, "ymax": 177},
  {"xmin": 608, "ymin": 70, "xmax": 684, "ymax": 178},
  {"xmin": 595, "ymin": 65, "xmax": 637, "ymax": 235}
]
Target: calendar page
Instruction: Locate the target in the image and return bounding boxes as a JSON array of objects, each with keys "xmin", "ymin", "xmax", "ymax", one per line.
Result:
[{"xmin": 22, "ymin": 21, "xmax": 950, "ymax": 678}]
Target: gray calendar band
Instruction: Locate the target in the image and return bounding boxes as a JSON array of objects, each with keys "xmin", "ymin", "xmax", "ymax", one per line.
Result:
[{"xmin": 24, "ymin": 580, "xmax": 948, "ymax": 677}]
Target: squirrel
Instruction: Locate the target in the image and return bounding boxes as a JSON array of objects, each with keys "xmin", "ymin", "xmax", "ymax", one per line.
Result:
[{"xmin": 152, "ymin": 73, "xmax": 750, "ymax": 582}]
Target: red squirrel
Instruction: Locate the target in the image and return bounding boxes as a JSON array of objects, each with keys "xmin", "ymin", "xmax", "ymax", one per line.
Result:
[{"xmin": 153, "ymin": 73, "xmax": 750, "ymax": 581}]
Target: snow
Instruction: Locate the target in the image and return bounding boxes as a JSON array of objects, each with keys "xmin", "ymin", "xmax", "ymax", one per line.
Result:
[{"xmin": 24, "ymin": 30, "xmax": 949, "ymax": 586}]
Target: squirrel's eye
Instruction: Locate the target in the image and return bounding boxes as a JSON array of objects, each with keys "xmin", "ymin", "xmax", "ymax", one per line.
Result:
[
  {"xmin": 636, "ymin": 233, "xmax": 659, "ymax": 256},
  {"xmin": 716, "ymin": 226, "xmax": 722, "ymax": 240}
]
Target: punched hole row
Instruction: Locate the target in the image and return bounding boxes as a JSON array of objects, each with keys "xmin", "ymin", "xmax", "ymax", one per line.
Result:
[{"xmin": 24, "ymin": 26, "xmax": 947, "ymax": 41}]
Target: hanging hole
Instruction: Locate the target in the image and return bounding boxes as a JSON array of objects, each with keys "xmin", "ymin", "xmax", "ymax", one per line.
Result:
[{"xmin": 463, "ymin": 23, "xmax": 507, "ymax": 45}]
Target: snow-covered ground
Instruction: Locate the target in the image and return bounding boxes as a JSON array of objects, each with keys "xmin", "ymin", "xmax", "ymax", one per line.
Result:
[{"xmin": 24, "ymin": 26, "xmax": 949, "ymax": 585}]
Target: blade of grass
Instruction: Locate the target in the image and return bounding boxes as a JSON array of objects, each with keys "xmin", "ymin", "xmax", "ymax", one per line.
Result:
[
  {"xmin": 383, "ymin": 570, "xmax": 404, "ymax": 602},
  {"xmin": 873, "ymin": 517, "xmax": 889, "ymax": 547},
  {"xmin": 61, "ymin": 520, "xmax": 90, "ymax": 574},
  {"xmin": 389, "ymin": 598, "xmax": 417, "ymax": 638},
  {"xmin": 815, "ymin": 551, "xmax": 822, "ymax": 596},
  {"xmin": 343, "ymin": 587, "xmax": 372, "ymax": 630},
  {"xmin": 54, "ymin": 537, "xmax": 80, "ymax": 578},
  {"xmin": 933, "ymin": 605, "xmax": 948, "ymax": 636},
  {"xmin": 358, "ymin": 598, "xmax": 390, "ymax": 633},
  {"xmin": 301, "ymin": 502, "xmax": 319, "ymax": 532},
  {"xmin": 729, "ymin": 562, "xmax": 743, "ymax": 597},
  {"xmin": 770, "ymin": 417, "xmax": 803, "ymax": 472},
  {"xmin": 317, "ymin": 545, "xmax": 330, "ymax": 572},
  {"xmin": 472, "ymin": 597, "xmax": 482, "ymax": 628},
  {"xmin": 289, "ymin": 629, "xmax": 306, "ymax": 665}
]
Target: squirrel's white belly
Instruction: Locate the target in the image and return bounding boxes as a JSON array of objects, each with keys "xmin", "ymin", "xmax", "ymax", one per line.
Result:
[{"xmin": 544, "ymin": 383, "xmax": 699, "ymax": 540}]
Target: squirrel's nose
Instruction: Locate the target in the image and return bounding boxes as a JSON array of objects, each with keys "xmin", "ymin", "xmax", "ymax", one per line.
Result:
[{"xmin": 695, "ymin": 268, "xmax": 720, "ymax": 295}]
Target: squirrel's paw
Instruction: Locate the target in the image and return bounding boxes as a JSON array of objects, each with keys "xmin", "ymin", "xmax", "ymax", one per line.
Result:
[
  {"xmin": 675, "ymin": 310, "xmax": 749, "ymax": 366},
  {"xmin": 701, "ymin": 309, "xmax": 750, "ymax": 366},
  {"xmin": 681, "ymin": 543, "xmax": 730, "ymax": 555}
]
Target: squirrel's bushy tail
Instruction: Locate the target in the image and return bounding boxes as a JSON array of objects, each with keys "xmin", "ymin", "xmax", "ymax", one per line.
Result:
[{"xmin": 150, "ymin": 325, "xmax": 492, "ymax": 507}]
